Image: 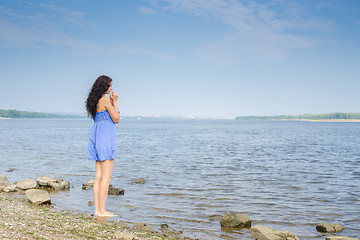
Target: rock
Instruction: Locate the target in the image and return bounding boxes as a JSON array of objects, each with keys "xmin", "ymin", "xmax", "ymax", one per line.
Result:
[
  {"xmin": 113, "ymin": 230, "xmax": 137, "ymax": 240},
  {"xmin": 220, "ymin": 211, "xmax": 251, "ymax": 228},
  {"xmin": 316, "ymin": 223, "xmax": 344, "ymax": 233},
  {"xmin": 36, "ymin": 176, "xmax": 70, "ymax": 190},
  {"xmin": 5, "ymin": 168, "xmax": 17, "ymax": 172},
  {"xmin": 160, "ymin": 223, "xmax": 169, "ymax": 229},
  {"xmin": 15, "ymin": 179, "xmax": 37, "ymax": 190},
  {"xmin": 0, "ymin": 174, "xmax": 9, "ymax": 182},
  {"xmin": 3, "ymin": 184, "xmax": 17, "ymax": 192},
  {"xmin": 0, "ymin": 180, "xmax": 11, "ymax": 191},
  {"xmin": 88, "ymin": 201, "xmax": 94, "ymax": 206},
  {"xmin": 251, "ymin": 225, "xmax": 300, "ymax": 240},
  {"xmin": 109, "ymin": 186, "xmax": 125, "ymax": 195},
  {"xmin": 82, "ymin": 179, "xmax": 95, "ymax": 190},
  {"xmin": 25, "ymin": 189, "xmax": 51, "ymax": 205},
  {"xmin": 326, "ymin": 236, "xmax": 358, "ymax": 240},
  {"xmin": 131, "ymin": 178, "xmax": 145, "ymax": 185}
]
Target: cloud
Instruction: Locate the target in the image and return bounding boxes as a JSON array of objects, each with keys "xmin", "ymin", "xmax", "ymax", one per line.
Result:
[
  {"xmin": 0, "ymin": 3, "xmax": 174, "ymax": 59},
  {"xmin": 138, "ymin": 6, "xmax": 157, "ymax": 14},
  {"xmin": 158, "ymin": 0, "xmax": 332, "ymax": 63}
]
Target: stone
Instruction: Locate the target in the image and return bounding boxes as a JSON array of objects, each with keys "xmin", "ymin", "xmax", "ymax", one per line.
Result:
[
  {"xmin": 220, "ymin": 211, "xmax": 251, "ymax": 228},
  {"xmin": 113, "ymin": 230, "xmax": 137, "ymax": 240},
  {"xmin": 0, "ymin": 180, "xmax": 11, "ymax": 191},
  {"xmin": 36, "ymin": 176, "xmax": 70, "ymax": 190},
  {"xmin": 25, "ymin": 189, "xmax": 51, "ymax": 205},
  {"xmin": 316, "ymin": 223, "xmax": 344, "ymax": 233},
  {"xmin": 3, "ymin": 184, "xmax": 17, "ymax": 192},
  {"xmin": 109, "ymin": 186, "xmax": 125, "ymax": 195},
  {"xmin": 0, "ymin": 174, "xmax": 9, "ymax": 182},
  {"xmin": 88, "ymin": 201, "xmax": 94, "ymax": 206},
  {"xmin": 82, "ymin": 179, "xmax": 95, "ymax": 190},
  {"xmin": 15, "ymin": 179, "xmax": 37, "ymax": 190},
  {"xmin": 6, "ymin": 168, "xmax": 17, "ymax": 172},
  {"xmin": 251, "ymin": 225, "xmax": 300, "ymax": 240},
  {"xmin": 131, "ymin": 178, "xmax": 145, "ymax": 185},
  {"xmin": 326, "ymin": 236, "xmax": 358, "ymax": 240}
]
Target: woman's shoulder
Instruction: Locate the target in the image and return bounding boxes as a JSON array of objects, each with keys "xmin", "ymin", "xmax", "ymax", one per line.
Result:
[{"xmin": 98, "ymin": 96, "xmax": 110, "ymax": 104}]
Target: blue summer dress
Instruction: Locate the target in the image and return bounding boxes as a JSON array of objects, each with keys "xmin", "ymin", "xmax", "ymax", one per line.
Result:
[{"xmin": 87, "ymin": 110, "xmax": 116, "ymax": 161}]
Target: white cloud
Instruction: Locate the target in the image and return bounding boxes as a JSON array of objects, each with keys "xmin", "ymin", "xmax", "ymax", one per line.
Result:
[
  {"xmin": 158, "ymin": 0, "xmax": 332, "ymax": 63},
  {"xmin": 138, "ymin": 6, "xmax": 157, "ymax": 14}
]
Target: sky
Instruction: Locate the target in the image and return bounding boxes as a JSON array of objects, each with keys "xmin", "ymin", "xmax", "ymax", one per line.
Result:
[{"xmin": 0, "ymin": 0, "xmax": 359, "ymax": 118}]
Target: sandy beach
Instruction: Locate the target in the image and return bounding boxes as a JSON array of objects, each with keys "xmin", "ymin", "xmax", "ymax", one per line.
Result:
[{"xmin": 0, "ymin": 192, "xmax": 192, "ymax": 240}]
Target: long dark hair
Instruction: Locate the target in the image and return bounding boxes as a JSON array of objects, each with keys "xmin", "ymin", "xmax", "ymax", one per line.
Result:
[{"xmin": 86, "ymin": 75, "xmax": 112, "ymax": 119}]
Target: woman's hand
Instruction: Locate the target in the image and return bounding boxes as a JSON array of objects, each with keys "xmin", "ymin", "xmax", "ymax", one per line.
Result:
[{"xmin": 110, "ymin": 91, "xmax": 118, "ymax": 102}]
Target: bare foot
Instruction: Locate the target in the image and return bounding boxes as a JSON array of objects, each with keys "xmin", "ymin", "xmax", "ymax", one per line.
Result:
[{"xmin": 97, "ymin": 210, "xmax": 117, "ymax": 217}]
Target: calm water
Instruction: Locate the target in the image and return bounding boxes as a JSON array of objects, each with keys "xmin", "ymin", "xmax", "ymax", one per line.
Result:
[{"xmin": 1, "ymin": 118, "xmax": 359, "ymax": 239}]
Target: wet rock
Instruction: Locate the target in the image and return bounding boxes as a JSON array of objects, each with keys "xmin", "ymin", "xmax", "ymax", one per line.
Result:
[
  {"xmin": 131, "ymin": 178, "xmax": 145, "ymax": 185},
  {"xmin": 326, "ymin": 236, "xmax": 358, "ymax": 240},
  {"xmin": 25, "ymin": 189, "xmax": 51, "ymax": 205},
  {"xmin": 36, "ymin": 176, "xmax": 70, "ymax": 190},
  {"xmin": 251, "ymin": 225, "xmax": 300, "ymax": 240},
  {"xmin": 15, "ymin": 179, "xmax": 37, "ymax": 190},
  {"xmin": 109, "ymin": 186, "xmax": 125, "ymax": 195},
  {"xmin": 3, "ymin": 184, "xmax": 17, "ymax": 192},
  {"xmin": 114, "ymin": 230, "xmax": 137, "ymax": 240},
  {"xmin": 316, "ymin": 223, "xmax": 344, "ymax": 233},
  {"xmin": 5, "ymin": 168, "xmax": 17, "ymax": 172},
  {"xmin": 88, "ymin": 201, "xmax": 94, "ymax": 206},
  {"xmin": 160, "ymin": 223, "xmax": 169, "ymax": 229},
  {"xmin": 220, "ymin": 211, "xmax": 251, "ymax": 228},
  {"xmin": 134, "ymin": 222, "xmax": 153, "ymax": 232},
  {"xmin": 82, "ymin": 179, "xmax": 94, "ymax": 190}
]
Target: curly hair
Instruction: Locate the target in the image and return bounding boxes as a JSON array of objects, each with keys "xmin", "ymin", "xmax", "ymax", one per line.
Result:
[{"xmin": 86, "ymin": 75, "xmax": 112, "ymax": 119}]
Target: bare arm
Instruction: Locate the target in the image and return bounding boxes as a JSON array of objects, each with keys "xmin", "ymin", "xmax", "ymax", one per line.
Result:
[{"xmin": 103, "ymin": 92, "xmax": 120, "ymax": 123}]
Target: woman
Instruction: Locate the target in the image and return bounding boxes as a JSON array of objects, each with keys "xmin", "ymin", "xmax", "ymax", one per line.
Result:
[{"xmin": 86, "ymin": 75, "xmax": 120, "ymax": 217}]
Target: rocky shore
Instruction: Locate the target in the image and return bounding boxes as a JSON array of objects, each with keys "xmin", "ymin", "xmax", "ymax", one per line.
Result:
[
  {"xmin": 1, "ymin": 174, "xmax": 358, "ymax": 240},
  {"xmin": 0, "ymin": 192, "xmax": 192, "ymax": 239}
]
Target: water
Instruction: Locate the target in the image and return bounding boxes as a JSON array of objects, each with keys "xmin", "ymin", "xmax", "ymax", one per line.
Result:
[{"xmin": 1, "ymin": 118, "xmax": 359, "ymax": 239}]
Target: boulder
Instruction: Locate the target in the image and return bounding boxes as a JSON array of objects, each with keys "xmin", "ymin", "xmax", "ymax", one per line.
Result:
[
  {"xmin": 82, "ymin": 179, "xmax": 95, "ymax": 190},
  {"xmin": 316, "ymin": 223, "xmax": 344, "ymax": 233},
  {"xmin": 326, "ymin": 237, "xmax": 358, "ymax": 240},
  {"xmin": 0, "ymin": 180, "xmax": 11, "ymax": 191},
  {"xmin": 15, "ymin": 179, "xmax": 37, "ymax": 190},
  {"xmin": 220, "ymin": 211, "xmax": 251, "ymax": 228},
  {"xmin": 251, "ymin": 225, "xmax": 299, "ymax": 240},
  {"xmin": 113, "ymin": 230, "xmax": 137, "ymax": 240},
  {"xmin": 25, "ymin": 189, "xmax": 51, "ymax": 205},
  {"xmin": 36, "ymin": 176, "xmax": 70, "ymax": 190},
  {"xmin": 109, "ymin": 186, "xmax": 125, "ymax": 195},
  {"xmin": 0, "ymin": 174, "xmax": 9, "ymax": 182},
  {"xmin": 3, "ymin": 184, "xmax": 17, "ymax": 192},
  {"xmin": 131, "ymin": 178, "xmax": 145, "ymax": 185}
]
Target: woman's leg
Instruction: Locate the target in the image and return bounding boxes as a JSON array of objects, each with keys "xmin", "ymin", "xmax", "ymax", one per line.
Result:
[
  {"xmin": 98, "ymin": 159, "xmax": 115, "ymax": 216},
  {"xmin": 93, "ymin": 161, "xmax": 102, "ymax": 216}
]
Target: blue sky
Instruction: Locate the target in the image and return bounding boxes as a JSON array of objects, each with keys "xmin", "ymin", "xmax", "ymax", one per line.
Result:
[{"xmin": 0, "ymin": 0, "xmax": 359, "ymax": 118}]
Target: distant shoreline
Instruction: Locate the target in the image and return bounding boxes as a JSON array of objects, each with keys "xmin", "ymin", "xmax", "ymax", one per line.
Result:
[
  {"xmin": 277, "ymin": 119, "xmax": 360, "ymax": 122},
  {"xmin": 0, "ymin": 117, "xmax": 11, "ymax": 119}
]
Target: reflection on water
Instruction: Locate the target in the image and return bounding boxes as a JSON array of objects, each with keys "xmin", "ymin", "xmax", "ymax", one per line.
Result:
[{"xmin": 1, "ymin": 118, "xmax": 360, "ymax": 239}]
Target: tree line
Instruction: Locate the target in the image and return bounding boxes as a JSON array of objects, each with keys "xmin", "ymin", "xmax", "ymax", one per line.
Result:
[
  {"xmin": 235, "ymin": 112, "xmax": 360, "ymax": 120},
  {"xmin": 0, "ymin": 109, "xmax": 81, "ymax": 118}
]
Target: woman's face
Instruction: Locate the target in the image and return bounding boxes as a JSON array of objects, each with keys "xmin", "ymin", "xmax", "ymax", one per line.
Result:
[{"xmin": 105, "ymin": 81, "xmax": 113, "ymax": 94}]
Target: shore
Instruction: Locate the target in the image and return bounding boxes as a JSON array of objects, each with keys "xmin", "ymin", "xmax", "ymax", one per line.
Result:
[
  {"xmin": 0, "ymin": 192, "xmax": 192, "ymax": 240},
  {"xmin": 278, "ymin": 119, "xmax": 360, "ymax": 122}
]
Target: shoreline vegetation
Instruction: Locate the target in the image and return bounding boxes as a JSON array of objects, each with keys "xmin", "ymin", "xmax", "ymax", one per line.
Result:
[
  {"xmin": 236, "ymin": 112, "xmax": 360, "ymax": 122},
  {"xmin": 0, "ymin": 109, "xmax": 83, "ymax": 119}
]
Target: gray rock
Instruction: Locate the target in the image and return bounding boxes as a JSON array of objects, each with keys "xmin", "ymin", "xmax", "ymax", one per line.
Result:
[
  {"xmin": 316, "ymin": 223, "xmax": 344, "ymax": 233},
  {"xmin": 0, "ymin": 181, "xmax": 11, "ymax": 191},
  {"xmin": 251, "ymin": 225, "xmax": 300, "ymax": 240},
  {"xmin": 113, "ymin": 230, "xmax": 137, "ymax": 240},
  {"xmin": 36, "ymin": 176, "xmax": 70, "ymax": 190},
  {"xmin": 82, "ymin": 179, "xmax": 95, "ymax": 190},
  {"xmin": 326, "ymin": 236, "xmax": 358, "ymax": 240},
  {"xmin": 131, "ymin": 178, "xmax": 145, "ymax": 185},
  {"xmin": 109, "ymin": 186, "xmax": 125, "ymax": 195},
  {"xmin": 0, "ymin": 174, "xmax": 9, "ymax": 182},
  {"xmin": 25, "ymin": 189, "xmax": 51, "ymax": 205},
  {"xmin": 15, "ymin": 179, "xmax": 37, "ymax": 190},
  {"xmin": 6, "ymin": 168, "xmax": 17, "ymax": 172},
  {"xmin": 3, "ymin": 184, "xmax": 17, "ymax": 192},
  {"xmin": 220, "ymin": 211, "xmax": 251, "ymax": 228}
]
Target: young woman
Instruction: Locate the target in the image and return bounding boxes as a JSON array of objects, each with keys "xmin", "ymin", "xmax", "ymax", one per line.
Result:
[{"xmin": 86, "ymin": 75, "xmax": 120, "ymax": 217}]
